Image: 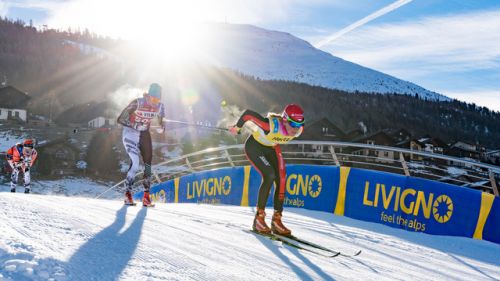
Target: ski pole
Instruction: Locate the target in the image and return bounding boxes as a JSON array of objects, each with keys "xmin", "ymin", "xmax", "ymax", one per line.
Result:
[
  {"xmin": 95, "ymin": 181, "xmax": 123, "ymax": 199},
  {"xmin": 161, "ymin": 118, "xmax": 229, "ymax": 132}
]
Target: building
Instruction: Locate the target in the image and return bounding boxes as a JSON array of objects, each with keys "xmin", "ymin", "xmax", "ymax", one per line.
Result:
[
  {"xmin": 88, "ymin": 116, "xmax": 116, "ymax": 128},
  {"xmin": 446, "ymin": 141, "xmax": 485, "ymax": 167},
  {"xmin": 0, "ymin": 86, "xmax": 31, "ymax": 122},
  {"xmin": 349, "ymin": 131, "xmax": 397, "ymax": 163},
  {"xmin": 484, "ymin": 150, "xmax": 500, "ymax": 166},
  {"xmin": 408, "ymin": 136, "xmax": 447, "ymax": 161},
  {"xmin": 297, "ymin": 118, "xmax": 347, "ymax": 156},
  {"xmin": 447, "ymin": 141, "xmax": 484, "ymax": 160},
  {"xmin": 36, "ymin": 138, "xmax": 82, "ymax": 177}
]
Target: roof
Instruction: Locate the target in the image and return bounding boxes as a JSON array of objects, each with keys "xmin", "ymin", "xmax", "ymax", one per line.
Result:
[
  {"xmin": 0, "ymin": 86, "xmax": 31, "ymax": 109},
  {"xmin": 351, "ymin": 130, "xmax": 395, "ymax": 146},
  {"xmin": 298, "ymin": 117, "xmax": 346, "ymax": 141}
]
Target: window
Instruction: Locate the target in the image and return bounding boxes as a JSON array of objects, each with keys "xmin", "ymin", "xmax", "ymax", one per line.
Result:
[{"xmin": 55, "ymin": 149, "xmax": 66, "ymax": 159}]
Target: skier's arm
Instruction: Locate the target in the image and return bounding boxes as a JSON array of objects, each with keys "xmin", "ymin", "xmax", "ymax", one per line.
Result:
[
  {"xmin": 28, "ymin": 150, "xmax": 38, "ymax": 167},
  {"xmin": 232, "ymin": 110, "xmax": 270, "ymax": 133},
  {"xmin": 117, "ymin": 99, "xmax": 138, "ymax": 127},
  {"xmin": 158, "ymin": 103, "xmax": 166, "ymax": 128},
  {"xmin": 6, "ymin": 147, "xmax": 13, "ymax": 160}
]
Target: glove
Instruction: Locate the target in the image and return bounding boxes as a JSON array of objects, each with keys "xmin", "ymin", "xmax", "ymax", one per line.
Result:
[
  {"xmin": 229, "ymin": 126, "xmax": 241, "ymax": 136},
  {"xmin": 156, "ymin": 126, "xmax": 165, "ymax": 134}
]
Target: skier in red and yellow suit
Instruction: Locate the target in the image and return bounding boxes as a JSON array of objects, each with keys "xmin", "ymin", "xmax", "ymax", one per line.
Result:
[
  {"xmin": 230, "ymin": 104, "xmax": 305, "ymax": 236},
  {"xmin": 6, "ymin": 139, "xmax": 38, "ymax": 193}
]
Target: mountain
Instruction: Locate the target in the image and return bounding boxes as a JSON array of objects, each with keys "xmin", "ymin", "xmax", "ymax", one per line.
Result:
[
  {"xmin": 59, "ymin": 23, "xmax": 447, "ymax": 100},
  {"xmin": 203, "ymin": 24, "xmax": 447, "ymax": 100}
]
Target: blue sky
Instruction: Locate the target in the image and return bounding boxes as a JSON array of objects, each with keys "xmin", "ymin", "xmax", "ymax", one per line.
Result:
[{"xmin": 1, "ymin": 0, "xmax": 499, "ymax": 111}]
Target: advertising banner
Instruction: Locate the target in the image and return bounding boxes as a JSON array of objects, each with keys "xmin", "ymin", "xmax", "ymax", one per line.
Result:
[
  {"xmin": 134, "ymin": 164, "xmax": 498, "ymax": 244},
  {"xmin": 343, "ymin": 168, "xmax": 482, "ymax": 238}
]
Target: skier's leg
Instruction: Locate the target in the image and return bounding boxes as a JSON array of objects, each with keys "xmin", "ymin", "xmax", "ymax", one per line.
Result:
[
  {"xmin": 270, "ymin": 145, "xmax": 291, "ymax": 236},
  {"xmin": 139, "ymin": 130, "xmax": 154, "ymax": 207},
  {"xmin": 139, "ymin": 130, "xmax": 153, "ymax": 193},
  {"xmin": 271, "ymin": 145, "xmax": 286, "ymax": 211},
  {"xmin": 244, "ymin": 137, "xmax": 275, "ymax": 233},
  {"xmin": 10, "ymin": 165, "xmax": 19, "ymax": 192},
  {"xmin": 244, "ymin": 138, "xmax": 276, "ymax": 210},
  {"xmin": 23, "ymin": 167, "xmax": 31, "ymax": 193},
  {"xmin": 122, "ymin": 127, "xmax": 141, "ymax": 192}
]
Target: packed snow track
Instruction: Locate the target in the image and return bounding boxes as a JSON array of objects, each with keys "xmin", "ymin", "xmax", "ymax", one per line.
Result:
[{"xmin": 0, "ymin": 193, "xmax": 498, "ymax": 281}]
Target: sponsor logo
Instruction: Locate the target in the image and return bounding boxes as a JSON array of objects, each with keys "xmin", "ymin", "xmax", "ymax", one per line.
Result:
[
  {"xmin": 258, "ymin": 156, "xmax": 270, "ymax": 166},
  {"xmin": 271, "ymin": 136, "xmax": 293, "ymax": 143},
  {"xmin": 363, "ymin": 181, "xmax": 454, "ymax": 231},
  {"xmin": 136, "ymin": 110, "xmax": 157, "ymax": 118},
  {"xmin": 151, "ymin": 189, "xmax": 167, "ymax": 203},
  {"xmin": 187, "ymin": 176, "xmax": 231, "ymax": 199},
  {"xmin": 286, "ymin": 174, "xmax": 322, "ymax": 198}
]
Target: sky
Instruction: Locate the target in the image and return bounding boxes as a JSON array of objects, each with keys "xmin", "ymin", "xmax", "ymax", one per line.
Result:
[{"xmin": 1, "ymin": 0, "xmax": 500, "ymax": 111}]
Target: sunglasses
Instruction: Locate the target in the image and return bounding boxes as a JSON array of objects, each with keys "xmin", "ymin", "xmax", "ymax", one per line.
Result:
[
  {"xmin": 286, "ymin": 116, "xmax": 304, "ymax": 128},
  {"xmin": 149, "ymin": 96, "xmax": 161, "ymax": 104}
]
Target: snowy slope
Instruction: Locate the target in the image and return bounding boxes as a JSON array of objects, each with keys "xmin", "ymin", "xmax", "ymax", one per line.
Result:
[
  {"xmin": 203, "ymin": 24, "xmax": 448, "ymax": 100},
  {"xmin": 68, "ymin": 23, "xmax": 447, "ymax": 100},
  {"xmin": 1, "ymin": 193, "xmax": 498, "ymax": 281}
]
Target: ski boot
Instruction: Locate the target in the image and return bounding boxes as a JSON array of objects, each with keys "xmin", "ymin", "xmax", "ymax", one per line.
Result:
[
  {"xmin": 124, "ymin": 191, "xmax": 136, "ymax": 206},
  {"xmin": 252, "ymin": 208, "xmax": 271, "ymax": 234},
  {"xmin": 10, "ymin": 188, "xmax": 16, "ymax": 193},
  {"xmin": 271, "ymin": 210, "xmax": 292, "ymax": 236},
  {"xmin": 24, "ymin": 188, "xmax": 30, "ymax": 194},
  {"xmin": 142, "ymin": 192, "xmax": 155, "ymax": 207}
]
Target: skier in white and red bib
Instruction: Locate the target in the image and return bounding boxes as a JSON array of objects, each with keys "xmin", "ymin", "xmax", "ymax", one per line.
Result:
[
  {"xmin": 6, "ymin": 139, "xmax": 38, "ymax": 194},
  {"xmin": 117, "ymin": 83, "xmax": 166, "ymax": 207}
]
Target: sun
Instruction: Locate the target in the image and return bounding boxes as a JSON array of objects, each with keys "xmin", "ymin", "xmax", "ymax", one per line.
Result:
[{"xmin": 48, "ymin": 0, "xmax": 216, "ymax": 63}]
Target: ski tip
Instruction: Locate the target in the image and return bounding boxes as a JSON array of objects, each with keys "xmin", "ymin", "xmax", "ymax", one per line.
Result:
[{"xmin": 340, "ymin": 250, "xmax": 362, "ymax": 257}]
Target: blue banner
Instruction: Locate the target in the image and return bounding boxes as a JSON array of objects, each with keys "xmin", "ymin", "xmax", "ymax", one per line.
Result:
[
  {"xmin": 177, "ymin": 167, "xmax": 245, "ymax": 205},
  {"xmin": 343, "ymin": 168, "xmax": 482, "ymax": 238},
  {"xmin": 482, "ymin": 196, "xmax": 500, "ymax": 244},
  {"xmin": 133, "ymin": 164, "xmax": 498, "ymax": 244}
]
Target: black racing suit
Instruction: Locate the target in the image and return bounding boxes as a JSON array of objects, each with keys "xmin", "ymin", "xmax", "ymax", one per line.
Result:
[{"xmin": 235, "ymin": 110, "xmax": 287, "ymax": 212}]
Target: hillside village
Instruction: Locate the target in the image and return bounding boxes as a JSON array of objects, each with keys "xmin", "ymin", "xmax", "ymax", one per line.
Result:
[{"xmin": 1, "ymin": 84, "xmax": 499, "ymax": 188}]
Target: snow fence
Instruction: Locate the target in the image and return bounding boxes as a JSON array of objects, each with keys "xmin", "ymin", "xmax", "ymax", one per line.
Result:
[{"xmin": 133, "ymin": 164, "xmax": 499, "ymax": 244}]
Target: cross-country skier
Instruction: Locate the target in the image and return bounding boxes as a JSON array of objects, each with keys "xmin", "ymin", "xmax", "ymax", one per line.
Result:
[
  {"xmin": 6, "ymin": 139, "xmax": 38, "ymax": 193},
  {"xmin": 229, "ymin": 104, "xmax": 305, "ymax": 236},
  {"xmin": 117, "ymin": 83, "xmax": 166, "ymax": 207}
]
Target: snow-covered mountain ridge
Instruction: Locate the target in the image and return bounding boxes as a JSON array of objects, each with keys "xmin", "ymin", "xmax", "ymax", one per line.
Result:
[
  {"xmin": 69, "ymin": 23, "xmax": 448, "ymax": 101},
  {"xmin": 203, "ymin": 24, "xmax": 448, "ymax": 100}
]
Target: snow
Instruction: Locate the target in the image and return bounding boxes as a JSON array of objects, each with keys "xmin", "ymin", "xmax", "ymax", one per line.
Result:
[
  {"xmin": 203, "ymin": 24, "xmax": 448, "ymax": 100},
  {"xmin": 1, "ymin": 178, "xmax": 121, "ymax": 199},
  {"xmin": 0, "ymin": 131, "xmax": 25, "ymax": 151},
  {"xmin": 0, "ymin": 192, "xmax": 498, "ymax": 281},
  {"xmin": 67, "ymin": 23, "xmax": 448, "ymax": 100}
]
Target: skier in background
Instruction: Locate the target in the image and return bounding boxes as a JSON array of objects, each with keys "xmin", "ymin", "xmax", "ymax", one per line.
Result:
[
  {"xmin": 229, "ymin": 104, "xmax": 305, "ymax": 236},
  {"xmin": 117, "ymin": 83, "xmax": 166, "ymax": 207},
  {"xmin": 6, "ymin": 139, "xmax": 38, "ymax": 193}
]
